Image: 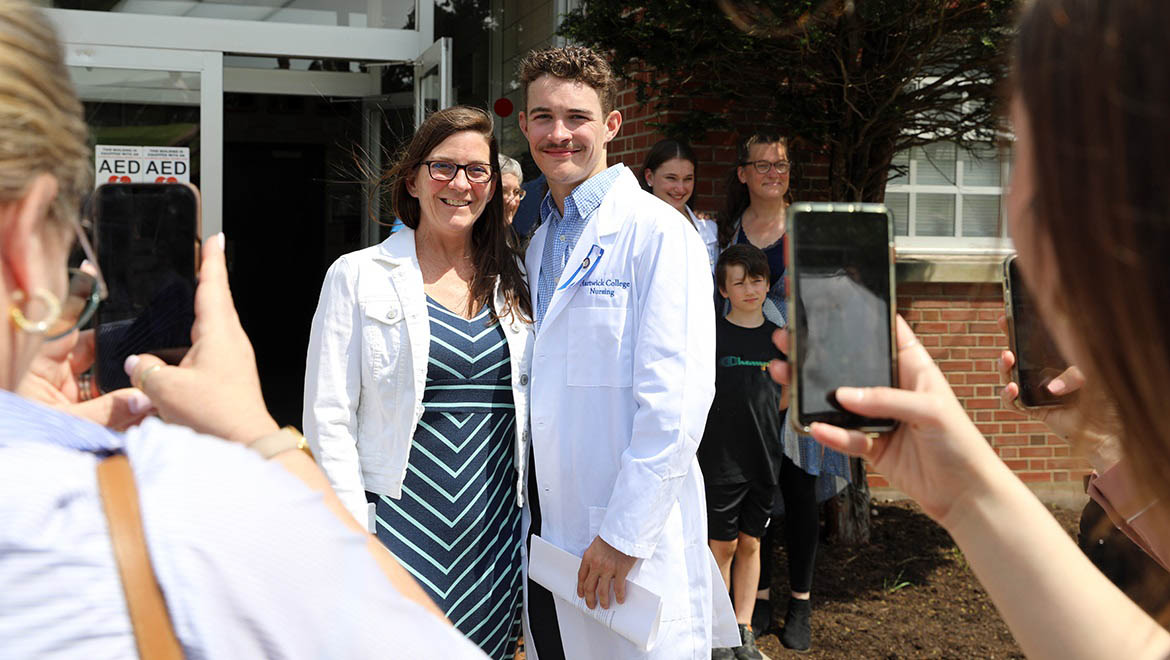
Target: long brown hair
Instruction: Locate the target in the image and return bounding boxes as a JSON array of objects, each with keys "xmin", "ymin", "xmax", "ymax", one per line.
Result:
[
  {"xmin": 378, "ymin": 106, "xmax": 532, "ymax": 322},
  {"xmin": 1015, "ymin": 1, "xmax": 1170, "ymax": 514},
  {"xmin": 716, "ymin": 134, "xmax": 788, "ymax": 247}
]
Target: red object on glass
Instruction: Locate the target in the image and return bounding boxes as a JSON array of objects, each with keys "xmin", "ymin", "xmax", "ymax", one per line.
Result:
[{"xmin": 493, "ymin": 98, "xmax": 514, "ymax": 118}]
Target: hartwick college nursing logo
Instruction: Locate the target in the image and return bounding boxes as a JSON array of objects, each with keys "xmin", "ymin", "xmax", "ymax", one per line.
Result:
[
  {"xmin": 719, "ymin": 356, "xmax": 770, "ymax": 371},
  {"xmin": 580, "ymin": 278, "xmax": 631, "ymax": 299}
]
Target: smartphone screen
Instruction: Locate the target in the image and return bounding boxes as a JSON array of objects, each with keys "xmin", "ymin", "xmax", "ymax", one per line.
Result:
[
  {"xmin": 789, "ymin": 207, "xmax": 896, "ymax": 431},
  {"xmin": 1006, "ymin": 257, "xmax": 1067, "ymax": 407},
  {"xmin": 93, "ymin": 183, "xmax": 199, "ymax": 392}
]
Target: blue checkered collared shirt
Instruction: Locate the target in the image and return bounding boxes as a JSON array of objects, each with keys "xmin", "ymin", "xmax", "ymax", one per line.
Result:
[{"xmin": 535, "ymin": 164, "xmax": 625, "ymax": 330}]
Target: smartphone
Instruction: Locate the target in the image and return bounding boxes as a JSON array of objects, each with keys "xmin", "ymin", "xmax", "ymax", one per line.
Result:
[
  {"xmin": 786, "ymin": 203, "xmax": 898, "ymax": 433},
  {"xmin": 92, "ymin": 183, "xmax": 200, "ymax": 392},
  {"xmin": 1003, "ymin": 254, "xmax": 1068, "ymax": 408}
]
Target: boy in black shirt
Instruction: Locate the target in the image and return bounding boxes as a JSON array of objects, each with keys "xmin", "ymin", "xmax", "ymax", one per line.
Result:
[{"xmin": 701, "ymin": 244, "xmax": 785, "ymax": 660}]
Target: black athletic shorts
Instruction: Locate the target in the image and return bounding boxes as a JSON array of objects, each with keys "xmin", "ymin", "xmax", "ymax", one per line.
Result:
[{"xmin": 706, "ymin": 480, "xmax": 774, "ymax": 541}]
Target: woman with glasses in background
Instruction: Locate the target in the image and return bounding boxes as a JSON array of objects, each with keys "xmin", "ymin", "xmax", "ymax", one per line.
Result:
[
  {"xmin": 715, "ymin": 135, "xmax": 849, "ymax": 653},
  {"xmin": 305, "ymin": 105, "xmax": 532, "ymax": 659},
  {"xmin": 499, "ymin": 153, "xmax": 525, "ymax": 226},
  {"xmin": 641, "ymin": 139, "xmax": 719, "ymax": 274}
]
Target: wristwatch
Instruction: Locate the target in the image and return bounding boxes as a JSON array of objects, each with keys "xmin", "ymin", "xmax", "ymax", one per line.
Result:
[{"xmin": 248, "ymin": 426, "xmax": 314, "ymax": 461}]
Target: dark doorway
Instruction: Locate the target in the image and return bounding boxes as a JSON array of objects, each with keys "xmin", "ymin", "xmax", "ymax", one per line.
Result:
[
  {"xmin": 222, "ymin": 92, "xmax": 370, "ymax": 427},
  {"xmin": 223, "ymin": 142, "xmax": 327, "ymax": 426}
]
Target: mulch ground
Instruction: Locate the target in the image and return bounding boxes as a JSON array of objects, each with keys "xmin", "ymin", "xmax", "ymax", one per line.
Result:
[{"xmin": 753, "ymin": 499, "xmax": 1047, "ymax": 659}]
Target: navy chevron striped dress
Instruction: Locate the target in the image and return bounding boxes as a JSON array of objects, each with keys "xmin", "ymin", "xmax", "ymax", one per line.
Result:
[{"xmin": 368, "ymin": 297, "xmax": 522, "ymax": 659}]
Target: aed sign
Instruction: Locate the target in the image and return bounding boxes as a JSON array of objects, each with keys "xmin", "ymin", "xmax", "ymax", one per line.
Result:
[{"xmin": 95, "ymin": 145, "xmax": 190, "ymax": 186}]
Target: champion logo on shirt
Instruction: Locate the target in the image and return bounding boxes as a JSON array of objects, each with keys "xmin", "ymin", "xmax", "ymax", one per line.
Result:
[{"xmin": 718, "ymin": 356, "xmax": 770, "ymax": 371}]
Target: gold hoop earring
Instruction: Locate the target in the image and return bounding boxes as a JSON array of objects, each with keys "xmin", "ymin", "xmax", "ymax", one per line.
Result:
[{"xmin": 9, "ymin": 288, "xmax": 62, "ymax": 335}]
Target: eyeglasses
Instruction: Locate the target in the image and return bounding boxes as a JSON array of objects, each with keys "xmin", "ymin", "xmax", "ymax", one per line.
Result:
[
  {"xmin": 504, "ymin": 187, "xmax": 526, "ymax": 202},
  {"xmin": 45, "ymin": 213, "xmax": 107, "ymax": 340},
  {"xmin": 742, "ymin": 160, "xmax": 791, "ymax": 175},
  {"xmin": 422, "ymin": 160, "xmax": 494, "ymax": 184}
]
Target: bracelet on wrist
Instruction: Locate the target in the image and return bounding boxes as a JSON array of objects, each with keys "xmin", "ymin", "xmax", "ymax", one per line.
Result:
[{"xmin": 247, "ymin": 426, "xmax": 313, "ymax": 461}]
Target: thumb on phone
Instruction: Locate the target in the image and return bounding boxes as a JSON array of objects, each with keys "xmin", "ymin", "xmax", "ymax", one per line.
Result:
[{"xmin": 124, "ymin": 353, "xmax": 185, "ymax": 409}]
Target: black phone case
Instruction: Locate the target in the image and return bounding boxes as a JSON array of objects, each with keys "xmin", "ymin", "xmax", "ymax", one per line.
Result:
[
  {"xmin": 786, "ymin": 202, "xmax": 899, "ymax": 434},
  {"xmin": 92, "ymin": 183, "xmax": 199, "ymax": 392}
]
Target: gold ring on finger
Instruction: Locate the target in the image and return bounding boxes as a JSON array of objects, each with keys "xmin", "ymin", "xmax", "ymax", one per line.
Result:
[
  {"xmin": 78, "ymin": 373, "xmax": 96, "ymax": 402},
  {"xmin": 137, "ymin": 364, "xmax": 163, "ymax": 392}
]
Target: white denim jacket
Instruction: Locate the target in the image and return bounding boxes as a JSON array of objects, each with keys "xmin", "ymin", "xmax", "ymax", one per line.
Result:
[{"xmin": 303, "ymin": 228, "xmax": 533, "ymax": 530}]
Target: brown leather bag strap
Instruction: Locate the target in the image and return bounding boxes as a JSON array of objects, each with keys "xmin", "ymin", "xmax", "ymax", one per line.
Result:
[{"xmin": 97, "ymin": 453, "xmax": 184, "ymax": 660}]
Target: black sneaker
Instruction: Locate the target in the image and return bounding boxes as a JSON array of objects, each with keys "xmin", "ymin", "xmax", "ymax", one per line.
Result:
[
  {"xmin": 734, "ymin": 623, "xmax": 764, "ymax": 660},
  {"xmin": 780, "ymin": 597, "xmax": 812, "ymax": 653}
]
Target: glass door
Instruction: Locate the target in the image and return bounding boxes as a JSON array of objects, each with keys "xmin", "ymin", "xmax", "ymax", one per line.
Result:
[
  {"xmin": 361, "ymin": 90, "xmax": 414, "ymax": 247},
  {"xmin": 64, "ymin": 44, "xmax": 223, "ymax": 237},
  {"xmin": 414, "ymin": 37, "xmax": 452, "ymax": 128}
]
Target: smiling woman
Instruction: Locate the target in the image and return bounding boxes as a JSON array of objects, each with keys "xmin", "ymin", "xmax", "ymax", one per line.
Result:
[
  {"xmin": 304, "ymin": 105, "xmax": 533, "ymax": 659},
  {"xmin": 641, "ymin": 139, "xmax": 719, "ymax": 273}
]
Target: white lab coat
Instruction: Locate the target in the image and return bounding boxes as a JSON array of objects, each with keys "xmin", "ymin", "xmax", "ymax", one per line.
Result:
[
  {"xmin": 303, "ymin": 228, "xmax": 532, "ymax": 529},
  {"xmin": 522, "ymin": 167, "xmax": 738, "ymax": 659}
]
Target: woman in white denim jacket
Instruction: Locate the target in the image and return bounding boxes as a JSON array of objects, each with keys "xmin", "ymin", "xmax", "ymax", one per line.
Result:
[{"xmin": 304, "ymin": 106, "xmax": 533, "ymax": 660}]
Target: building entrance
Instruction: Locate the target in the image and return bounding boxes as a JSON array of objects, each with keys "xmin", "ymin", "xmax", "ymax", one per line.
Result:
[
  {"xmin": 223, "ymin": 137, "xmax": 327, "ymax": 427},
  {"xmin": 54, "ymin": 4, "xmax": 452, "ymax": 418},
  {"xmin": 221, "ymin": 92, "xmax": 412, "ymax": 426}
]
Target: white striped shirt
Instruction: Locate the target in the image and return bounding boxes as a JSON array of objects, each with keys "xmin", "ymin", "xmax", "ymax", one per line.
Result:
[{"xmin": 0, "ymin": 389, "xmax": 486, "ymax": 659}]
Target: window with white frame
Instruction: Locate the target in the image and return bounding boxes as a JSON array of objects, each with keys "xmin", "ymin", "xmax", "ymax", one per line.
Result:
[{"xmin": 885, "ymin": 141, "xmax": 1012, "ymax": 250}]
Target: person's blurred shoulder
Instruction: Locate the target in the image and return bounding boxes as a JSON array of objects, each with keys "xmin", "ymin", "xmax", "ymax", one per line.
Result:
[{"xmin": 122, "ymin": 419, "xmax": 486, "ymax": 658}]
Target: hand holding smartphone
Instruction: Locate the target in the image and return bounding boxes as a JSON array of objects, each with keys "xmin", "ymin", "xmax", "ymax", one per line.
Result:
[
  {"xmin": 91, "ymin": 183, "xmax": 201, "ymax": 392},
  {"xmin": 1002, "ymin": 255, "xmax": 1070, "ymax": 408},
  {"xmin": 786, "ymin": 203, "xmax": 898, "ymax": 433}
]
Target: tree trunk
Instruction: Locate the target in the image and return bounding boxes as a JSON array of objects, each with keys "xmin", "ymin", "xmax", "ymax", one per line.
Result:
[{"xmin": 824, "ymin": 457, "xmax": 871, "ymax": 546}]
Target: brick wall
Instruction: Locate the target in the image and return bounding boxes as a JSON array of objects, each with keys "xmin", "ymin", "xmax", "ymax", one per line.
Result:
[
  {"xmin": 607, "ymin": 82, "xmax": 1091, "ymax": 500},
  {"xmin": 867, "ymin": 283, "xmax": 1093, "ymax": 495},
  {"xmin": 606, "ymin": 83, "xmax": 831, "ymax": 215}
]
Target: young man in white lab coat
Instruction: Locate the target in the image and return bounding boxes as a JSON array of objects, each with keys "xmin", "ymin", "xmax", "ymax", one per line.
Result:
[{"xmin": 516, "ymin": 46, "xmax": 738, "ymax": 659}]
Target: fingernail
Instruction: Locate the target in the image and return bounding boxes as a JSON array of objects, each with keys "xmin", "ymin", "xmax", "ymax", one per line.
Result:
[
  {"xmin": 81, "ymin": 259, "xmax": 92, "ymax": 269},
  {"xmin": 216, "ymin": 232, "xmax": 226, "ymax": 250},
  {"xmin": 123, "ymin": 354, "xmax": 139, "ymax": 377},
  {"xmin": 835, "ymin": 387, "xmax": 863, "ymax": 403},
  {"xmin": 1048, "ymin": 379, "xmax": 1065, "ymax": 394},
  {"xmin": 127, "ymin": 391, "xmax": 153, "ymax": 414}
]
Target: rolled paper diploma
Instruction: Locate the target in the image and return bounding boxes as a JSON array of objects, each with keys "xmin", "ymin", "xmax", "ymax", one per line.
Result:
[{"xmin": 528, "ymin": 535, "xmax": 663, "ymax": 651}]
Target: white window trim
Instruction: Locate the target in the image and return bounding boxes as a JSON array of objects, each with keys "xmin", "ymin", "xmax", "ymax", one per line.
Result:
[{"xmin": 887, "ymin": 140, "xmax": 1012, "ymax": 255}]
